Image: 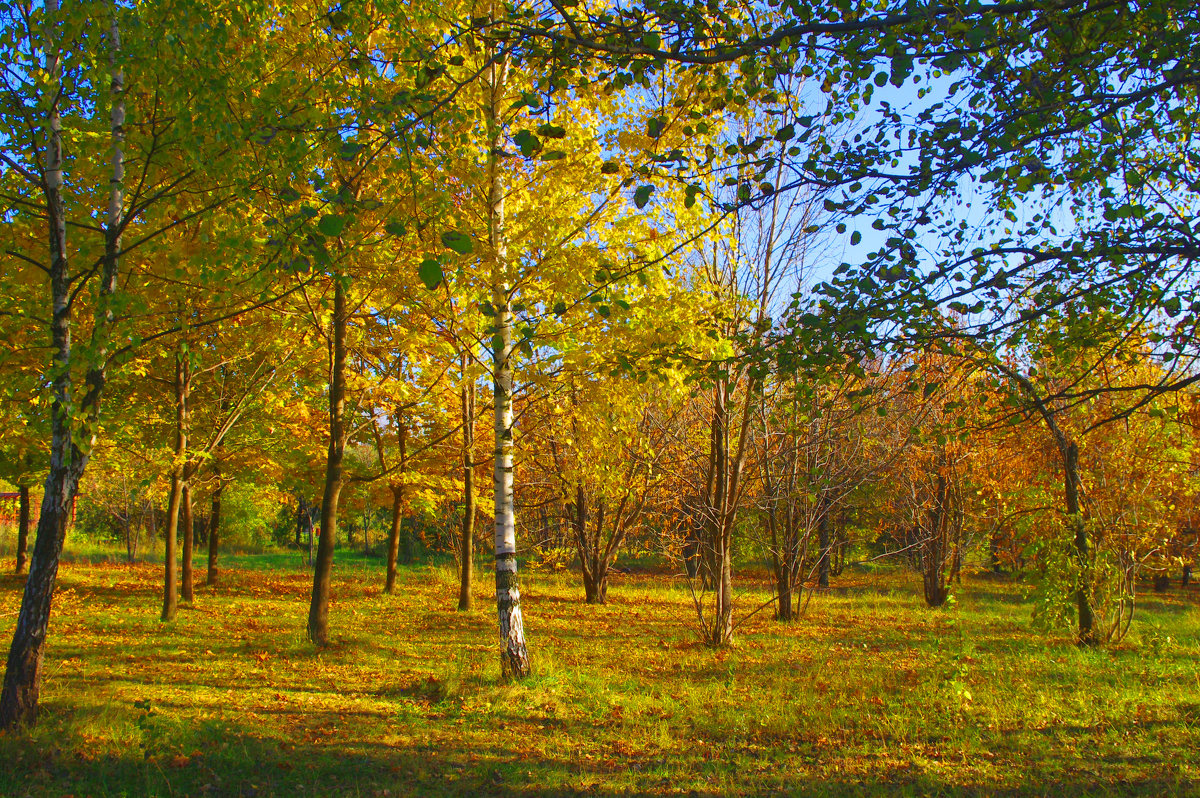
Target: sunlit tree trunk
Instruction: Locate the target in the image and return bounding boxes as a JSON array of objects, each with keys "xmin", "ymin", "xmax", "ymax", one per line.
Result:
[
  {"xmin": 307, "ymin": 275, "xmax": 348, "ymax": 645},
  {"xmin": 709, "ymin": 384, "xmax": 734, "ymax": 645},
  {"xmin": 458, "ymin": 369, "xmax": 476, "ymax": 611},
  {"xmin": 385, "ymin": 484, "xmax": 404, "ymax": 594},
  {"xmin": 1, "ymin": 4, "xmax": 123, "ymax": 729},
  {"xmin": 384, "ymin": 420, "xmax": 407, "ymax": 594},
  {"xmin": 486, "ymin": 52, "xmax": 530, "ymax": 678}
]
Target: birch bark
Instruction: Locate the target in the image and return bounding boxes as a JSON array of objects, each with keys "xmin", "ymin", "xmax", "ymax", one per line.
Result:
[
  {"xmin": 1, "ymin": 3, "xmax": 123, "ymax": 728},
  {"xmin": 486, "ymin": 51, "xmax": 530, "ymax": 678}
]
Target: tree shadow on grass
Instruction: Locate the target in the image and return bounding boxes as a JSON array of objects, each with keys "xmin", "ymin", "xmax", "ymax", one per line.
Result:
[{"xmin": 0, "ymin": 707, "xmax": 1190, "ymax": 798}]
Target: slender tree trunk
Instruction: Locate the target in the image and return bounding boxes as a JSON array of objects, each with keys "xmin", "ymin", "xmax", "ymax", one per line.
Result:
[
  {"xmin": 207, "ymin": 458, "xmax": 222, "ymax": 586},
  {"xmin": 817, "ymin": 495, "xmax": 831, "ymax": 589},
  {"xmin": 307, "ymin": 276, "xmax": 348, "ymax": 646},
  {"xmin": 458, "ymin": 375, "xmax": 476, "ymax": 611},
  {"xmin": 1, "ymin": 4, "xmax": 122, "ymax": 728},
  {"xmin": 385, "ymin": 485, "xmax": 403, "ymax": 595},
  {"xmin": 1064, "ymin": 441, "xmax": 1096, "ymax": 644},
  {"xmin": 487, "ymin": 53, "xmax": 530, "ymax": 679},
  {"xmin": 15, "ymin": 486, "xmax": 30, "ymax": 576},
  {"xmin": 180, "ymin": 480, "xmax": 194, "ymax": 603},
  {"xmin": 162, "ymin": 349, "xmax": 187, "ymax": 622},
  {"xmin": 296, "ymin": 495, "xmax": 306, "ymax": 548},
  {"xmin": 709, "ymin": 383, "xmax": 735, "ymax": 645}
]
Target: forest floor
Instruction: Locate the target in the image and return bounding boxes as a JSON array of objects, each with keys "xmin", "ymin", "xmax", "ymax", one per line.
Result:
[{"xmin": 0, "ymin": 551, "xmax": 1198, "ymax": 797}]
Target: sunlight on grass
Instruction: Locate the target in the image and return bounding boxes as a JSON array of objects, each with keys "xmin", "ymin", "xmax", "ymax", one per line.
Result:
[{"xmin": 0, "ymin": 556, "xmax": 1197, "ymax": 796}]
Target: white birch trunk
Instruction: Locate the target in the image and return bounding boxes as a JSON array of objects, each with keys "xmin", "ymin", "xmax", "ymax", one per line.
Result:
[
  {"xmin": 486, "ymin": 52, "xmax": 529, "ymax": 679},
  {"xmin": 1, "ymin": 1, "xmax": 123, "ymax": 728}
]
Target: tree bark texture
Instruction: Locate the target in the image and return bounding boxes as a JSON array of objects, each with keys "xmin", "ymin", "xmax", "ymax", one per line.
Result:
[
  {"xmin": 385, "ymin": 485, "xmax": 403, "ymax": 595},
  {"xmin": 207, "ymin": 458, "xmax": 222, "ymax": 586},
  {"xmin": 180, "ymin": 480, "xmax": 194, "ymax": 603},
  {"xmin": 15, "ymin": 486, "xmax": 30, "ymax": 576},
  {"xmin": 458, "ymin": 375, "xmax": 476, "ymax": 611},
  {"xmin": 1064, "ymin": 441, "xmax": 1096, "ymax": 644},
  {"xmin": 307, "ymin": 276, "xmax": 348, "ymax": 646},
  {"xmin": 161, "ymin": 348, "xmax": 188, "ymax": 622},
  {"xmin": 487, "ymin": 53, "xmax": 530, "ymax": 679},
  {"xmin": 1, "ymin": 3, "xmax": 123, "ymax": 728}
]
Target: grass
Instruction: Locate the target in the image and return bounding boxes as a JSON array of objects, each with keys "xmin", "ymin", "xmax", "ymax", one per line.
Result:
[{"xmin": 0, "ymin": 549, "xmax": 1197, "ymax": 797}]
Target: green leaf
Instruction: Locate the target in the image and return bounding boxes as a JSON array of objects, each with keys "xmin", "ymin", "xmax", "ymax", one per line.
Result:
[
  {"xmin": 540, "ymin": 150, "xmax": 567, "ymax": 161},
  {"xmin": 384, "ymin": 220, "xmax": 407, "ymax": 237},
  {"xmin": 850, "ymin": 231, "xmax": 862, "ymax": 246},
  {"xmin": 634, "ymin": 185, "xmax": 654, "ymax": 208},
  {"xmin": 774, "ymin": 124, "xmax": 795, "ymax": 142},
  {"xmin": 1164, "ymin": 295, "xmax": 1182, "ymax": 317},
  {"xmin": 418, "ymin": 258, "xmax": 443, "ymax": 291},
  {"xmin": 513, "ymin": 129, "xmax": 542, "ymax": 157},
  {"xmin": 647, "ymin": 116, "xmax": 666, "ymax": 138},
  {"xmin": 440, "ymin": 231, "xmax": 474, "ymax": 255},
  {"xmin": 317, "ymin": 215, "xmax": 346, "ymax": 237},
  {"xmin": 536, "ymin": 123, "xmax": 567, "ymax": 139},
  {"xmin": 600, "ymin": 161, "xmax": 620, "ymax": 175},
  {"xmin": 553, "ymin": 302, "xmax": 567, "ymax": 316}
]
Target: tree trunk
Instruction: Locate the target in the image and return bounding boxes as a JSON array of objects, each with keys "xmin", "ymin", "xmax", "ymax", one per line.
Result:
[
  {"xmin": 180, "ymin": 480, "xmax": 194, "ymax": 603},
  {"xmin": 385, "ymin": 485, "xmax": 403, "ymax": 594},
  {"xmin": 1064, "ymin": 441, "xmax": 1096, "ymax": 644},
  {"xmin": 307, "ymin": 275, "xmax": 348, "ymax": 646},
  {"xmin": 161, "ymin": 348, "xmax": 187, "ymax": 622},
  {"xmin": 458, "ymin": 374, "xmax": 476, "ymax": 611},
  {"xmin": 817, "ymin": 496, "xmax": 831, "ymax": 589},
  {"xmin": 15, "ymin": 486, "xmax": 30, "ymax": 576},
  {"xmin": 295, "ymin": 494, "xmax": 306, "ymax": 548},
  {"xmin": 707, "ymin": 383, "xmax": 735, "ymax": 646},
  {"xmin": 207, "ymin": 459, "xmax": 222, "ymax": 586},
  {"xmin": 0, "ymin": 3, "xmax": 122, "ymax": 728},
  {"xmin": 487, "ymin": 53, "xmax": 530, "ymax": 679}
]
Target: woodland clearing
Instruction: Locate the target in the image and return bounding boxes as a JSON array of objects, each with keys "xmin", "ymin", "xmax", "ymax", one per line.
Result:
[{"xmin": 0, "ymin": 553, "xmax": 1197, "ymax": 797}]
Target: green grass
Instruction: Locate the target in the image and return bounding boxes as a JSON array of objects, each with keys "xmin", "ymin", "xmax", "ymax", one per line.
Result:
[{"xmin": 0, "ymin": 551, "xmax": 1197, "ymax": 796}]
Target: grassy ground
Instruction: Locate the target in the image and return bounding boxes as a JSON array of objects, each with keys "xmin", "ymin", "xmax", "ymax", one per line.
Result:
[{"xmin": 0, "ymin": 551, "xmax": 1197, "ymax": 797}]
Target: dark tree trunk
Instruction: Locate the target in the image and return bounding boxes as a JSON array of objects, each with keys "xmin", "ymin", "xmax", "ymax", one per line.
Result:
[
  {"xmin": 385, "ymin": 486, "xmax": 403, "ymax": 595},
  {"xmin": 989, "ymin": 532, "xmax": 1003, "ymax": 574},
  {"xmin": 295, "ymin": 495, "xmax": 306, "ymax": 548},
  {"xmin": 180, "ymin": 481, "xmax": 194, "ymax": 603},
  {"xmin": 458, "ymin": 377, "xmax": 476, "ymax": 611},
  {"xmin": 920, "ymin": 456, "xmax": 952, "ymax": 608},
  {"xmin": 161, "ymin": 349, "xmax": 187, "ymax": 622},
  {"xmin": 307, "ymin": 276, "xmax": 348, "ymax": 646},
  {"xmin": 207, "ymin": 460, "xmax": 222, "ymax": 586},
  {"xmin": 582, "ymin": 567, "xmax": 608, "ymax": 604},
  {"xmin": 0, "ymin": 457, "xmax": 87, "ymax": 728},
  {"xmin": 15, "ymin": 486, "xmax": 30, "ymax": 576},
  {"xmin": 1064, "ymin": 441, "xmax": 1096, "ymax": 644},
  {"xmin": 817, "ymin": 496, "xmax": 831, "ymax": 589}
]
